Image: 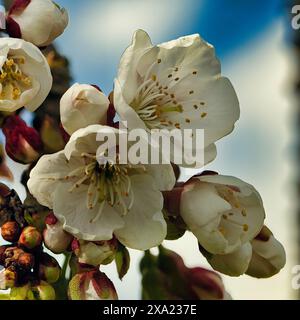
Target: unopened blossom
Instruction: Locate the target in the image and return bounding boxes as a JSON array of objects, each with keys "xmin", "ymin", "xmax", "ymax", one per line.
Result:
[
  {"xmin": 60, "ymin": 83, "xmax": 110, "ymax": 135},
  {"xmin": 28, "ymin": 125, "xmax": 175, "ymax": 250},
  {"xmin": 68, "ymin": 270, "xmax": 118, "ymax": 300},
  {"xmin": 179, "ymin": 174, "xmax": 265, "ymax": 255},
  {"xmin": 141, "ymin": 247, "xmax": 227, "ymax": 300},
  {"xmin": 0, "ymin": 37, "xmax": 52, "ymax": 112},
  {"xmin": 114, "ymin": 29, "xmax": 239, "ymax": 166},
  {"xmin": 43, "ymin": 212, "xmax": 73, "ymax": 254},
  {"xmin": 72, "ymin": 238, "xmax": 117, "ymax": 267},
  {"xmin": 2, "ymin": 115, "xmax": 43, "ymax": 164},
  {"xmin": 246, "ymin": 226, "xmax": 286, "ymax": 278},
  {"xmin": 6, "ymin": 0, "xmax": 69, "ymax": 47}
]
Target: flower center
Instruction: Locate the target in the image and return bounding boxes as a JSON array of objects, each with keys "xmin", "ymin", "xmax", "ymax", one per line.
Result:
[
  {"xmin": 65, "ymin": 153, "xmax": 143, "ymax": 223},
  {"xmin": 130, "ymin": 74, "xmax": 183, "ymax": 129},
  {"xmin": 216, "ymin": 186, "xmax": 249, "ymax": 235},
  {"xmin": 0, "ymin": 56, "xmax": 32, "ymax": 101}
]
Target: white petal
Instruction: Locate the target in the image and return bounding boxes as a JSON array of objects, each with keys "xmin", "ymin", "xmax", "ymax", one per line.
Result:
[
  {"xmin": 27, "ymin": 151, "xmax": 70, "ymax": 208},
  {"xmin": 60, "ymin": 83, "xmax": 109, "ymax": 135},
  {"xmin": 114, "ymin": 174, "xmax": 166, "ymax": 250},
  {"xmin": 64, "ymin": 124, "xmax": 119, "ymax": 160},
  {"xmin": 53, "ymin": 182, "xmax": 124, "ymax": 241},
  {"xmin": 117, "ymin": 29, "xmax": 152, "ymax": 103},
  {"xmin": 180, "ymin": 180, "xmax": 232, "ymax": 254},
  {"xmin": 145, "ymin": 164, "xmax": 175, "ymax": 191},
  {"xmin": 114, "ymin": 79, "xmax": 148, "ymax": 130},
  {"xmin": 208, "ymin": 242, "xmax": 253, "ymax": 276},
  {"xmin": 247, "ymin": 234, "xmax": 286, "ymax": 278}
]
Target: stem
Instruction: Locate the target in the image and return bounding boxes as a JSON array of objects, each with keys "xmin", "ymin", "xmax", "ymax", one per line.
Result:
[{"xmin": 52, "ymin": 253, "xmax": 71, "ymax": 300}]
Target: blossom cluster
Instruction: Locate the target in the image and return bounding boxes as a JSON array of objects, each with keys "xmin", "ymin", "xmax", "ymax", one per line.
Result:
[{"xmin": 0, "ymin": 0, "xmax": 286, "ymax": 300}]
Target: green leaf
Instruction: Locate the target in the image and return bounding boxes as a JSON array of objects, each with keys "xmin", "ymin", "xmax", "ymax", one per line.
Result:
[{"xmin": 115, "ymin": 243, "xmax": 130, "ymax": 280}]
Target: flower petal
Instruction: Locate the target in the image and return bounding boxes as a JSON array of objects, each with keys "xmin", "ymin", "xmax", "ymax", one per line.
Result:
[
  {"xmin": 114, "ymin": 174, "xmax": 166, "ymax": 250},
  {"xmin": 52, "ymin": 182, "xmax": 124, "ymax": 241},
  {"xmin": 27, "ymin": 151, "xmax": 70, "ymax": 208}
]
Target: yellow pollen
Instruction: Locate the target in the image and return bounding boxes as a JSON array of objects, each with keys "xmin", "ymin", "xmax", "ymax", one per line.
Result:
[
  {"xmin": 201, "ymin": 112, "xmax": 207, "ymax": 118},
  {"xmin": 0, "ymin": 56, "xmax": 32, "ymax": 101},
  {"xmin": 151, "ymin": 74, "xmax": 157, "ymax": 81},
  {"xmin": 243, "ymin": 224, "xmax": 249, "ymax": 232}
]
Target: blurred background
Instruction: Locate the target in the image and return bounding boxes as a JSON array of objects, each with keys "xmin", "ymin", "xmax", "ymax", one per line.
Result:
[{"xmin": 1, "ymin": 0, "xmax": 299, "ymax": 299}]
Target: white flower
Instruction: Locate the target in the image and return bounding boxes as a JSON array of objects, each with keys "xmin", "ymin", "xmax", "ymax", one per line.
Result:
[
  {"xmin": 60, "ymin": 83, "xmax": 110, "ymax": 135},
  {"xmin": 28, "ymin": 125, "xmax": 175, "ymax": 250},
  {"xmin": 0, "ymin": 37, "xmax": 52, "ymax": 112},
  {"xmin": 246, "ymin": 226, "xmax": 286, "ymax": 278},
  {"xmin": 180, "ymin": 174, "xmax": 265, "ymax": 255},
  {"xmin": 114, "ymin": 29, "xmax": 239, "ymax": 166},
  {"xmin": 7, "ymin": 0, "xmax": 68, "ymax": 47}
]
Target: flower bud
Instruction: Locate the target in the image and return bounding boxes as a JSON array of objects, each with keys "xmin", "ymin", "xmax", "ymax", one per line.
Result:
[
  {"xmin": 31, "ymin": 280, "xmax": 56, "ymax": 300},
  {"xmin": 180, "ymin": 174, "xmax": 265, "ymax": 255},
  {"xmin": 17, "ymin": 252, "xmax": 35, "ymax": 271},
  {"xmin": 38, "ymin": 253, "xmax": 61, "ymax": 284},
  {"xmin": 18, "ymin": 226, "xmax": 42, "ymax": 250},
  {"xmin": 60, "ymin": 83, "xmax": 110, "ymax": 135},
  {"xmin": 6, "ymin": 0, "xmax": 69, "ymax": 47},
  {"xmin": 10, "ymin": 284, "xmax": 31, "ymax": 300},
  {"xmin": 1, "ymin": 221, "xmax": 21, "ymax": 242},
  {"xmin": 3, "ymin": 246, "xmax": 24, "ymax": 267},
  {"xmin": 43, "ymin": 213, "xmax": 73, "ymax": 254},
  {"xmin": 68, "ymin": 270, "xmax": 118, "ymax": 300},
  {"xmin": 246, "ymin": 226, "xmax": 286, "ymax": 278},
  {"xmin": 73, "ymin": 238, "xmax": 117, "ymax": 267},
  {"xmin": 2, "ymin": 115, "xmax": 43, "ymax": 164},
  {"xmin": 0, "ymin": 268, "xmax": 17, "ymax": 289},
  {"xmin": 188, "ymin": 267, "xmax": 225, "ymax": 300}
]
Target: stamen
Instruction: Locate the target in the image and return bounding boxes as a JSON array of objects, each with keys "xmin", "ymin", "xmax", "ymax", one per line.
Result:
[{"xmin": 0, "ymin": 56, "xmax": 32, "ymax": 101}]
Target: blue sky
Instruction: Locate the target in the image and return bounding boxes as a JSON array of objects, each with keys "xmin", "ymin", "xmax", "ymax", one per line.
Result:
[{"xmin": 1, "ymin": 0, "xmax": 296, "ymax": 299}]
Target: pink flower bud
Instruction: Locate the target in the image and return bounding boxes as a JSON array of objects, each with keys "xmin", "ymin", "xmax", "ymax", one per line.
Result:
[
  {"xmin": 43, "ymin": 213, "xmax": 73, "ymax": 254},
  {"xmin": 246, "ymin": 226, "xmax": 286, "ymax": 278},
  {"xmin": 6, "ymin": 0, "xmax": 69, "ymax": 47},
  {"xmin": 2, "ymin": 115, "xmax": 43, "ymax": 164},
  {"xmin": 188, "ymin": 267, "xmax": 225, "ymax": 300},
  {"xmin": 68, "ymin": 270, "xmax": 118, "ymax": 300}
]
